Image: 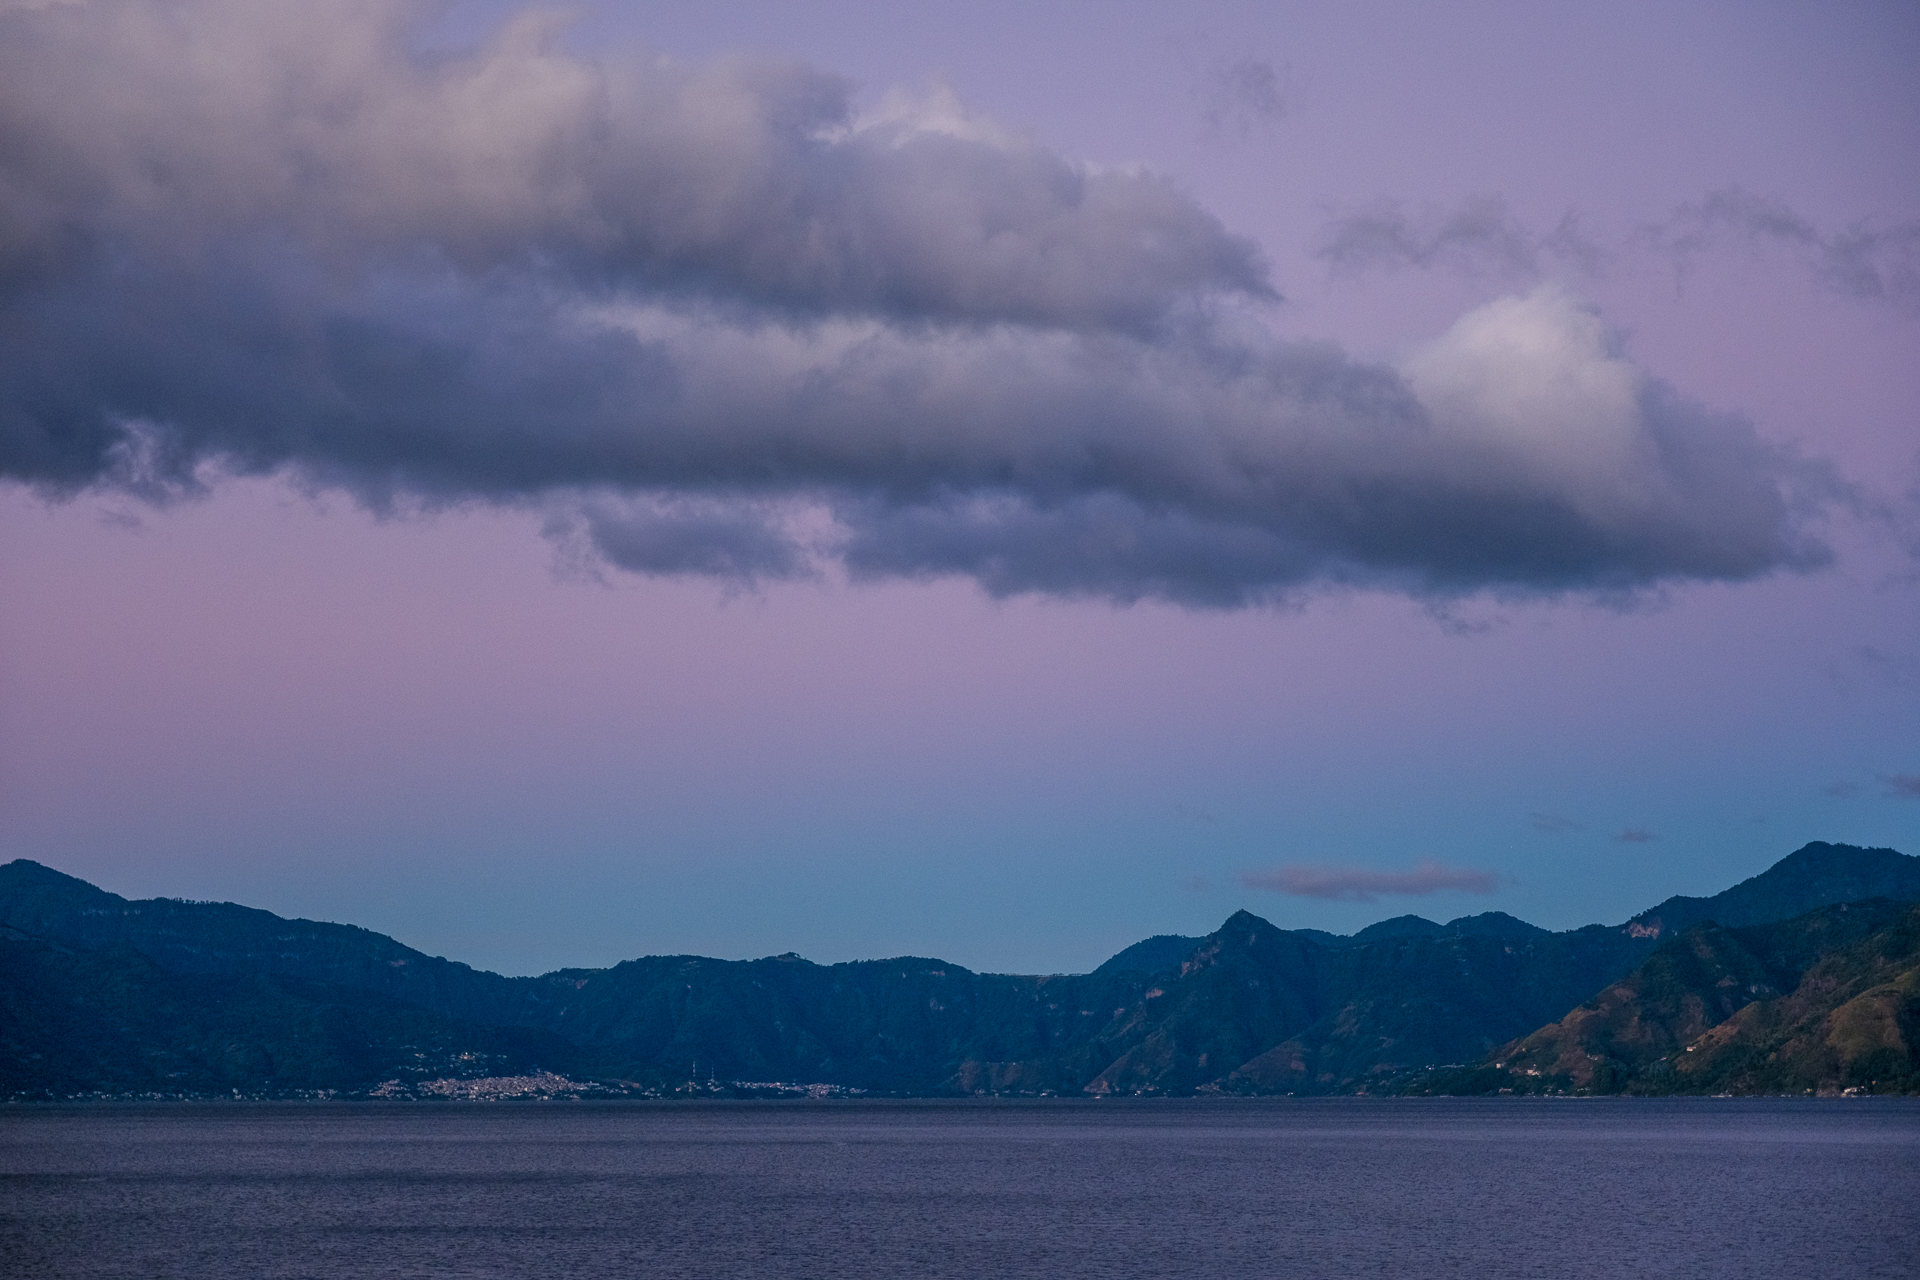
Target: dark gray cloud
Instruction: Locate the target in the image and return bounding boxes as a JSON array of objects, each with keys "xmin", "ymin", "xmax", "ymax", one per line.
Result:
[
  {"xmin": 0, "ymin": 0, "xmax": 1269, "ymax": 333},
  {"xmin": 551, "ymin": 499, "xmax": 818, "ymax": 583},
  {"xmin": 1239, "ymin": 859, "xmax": 1499, "ymax": 902},
  {"xmin": 0, "ymin": 0, "xmax": 1843, "ymax": 605},
  {"xmin": 1614, "ymin": 827, "xmax": 1656, "ymax": 844},
  {"xmin": 1887, "ymin": 774, "xmax": 1920, "ymax": 800}
]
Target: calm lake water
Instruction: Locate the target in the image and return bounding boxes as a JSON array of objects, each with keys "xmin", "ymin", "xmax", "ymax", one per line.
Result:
[{"xmin": 2, "ymin": 1098, "xmax": 1915, "ymax": 1279}]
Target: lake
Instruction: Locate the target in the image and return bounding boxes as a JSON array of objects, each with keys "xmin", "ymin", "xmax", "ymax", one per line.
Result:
[{"xmin": 2, "ymin": 1098, "xmax": 1915, "ymax": 1278}]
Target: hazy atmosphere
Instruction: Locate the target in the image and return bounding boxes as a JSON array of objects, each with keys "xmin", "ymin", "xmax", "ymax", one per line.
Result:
[{"xmin": 2, "ymin": 0, "xmax": 1916, "ymax": 975}]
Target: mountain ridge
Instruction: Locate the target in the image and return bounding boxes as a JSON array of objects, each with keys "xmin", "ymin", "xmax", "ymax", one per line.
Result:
[{"xmin": 4, "ymin": 842, "xmax": 1916, "ymax": 1099}]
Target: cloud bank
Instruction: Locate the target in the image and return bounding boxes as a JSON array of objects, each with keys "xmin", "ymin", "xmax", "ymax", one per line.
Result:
[
  {"xmin": 0, "ymin": 0, "xmax": 1838, "ymax": 605},
  {"xmin": 1239, "ymin": 859, "xmax": 1499, "ymax": 902}
]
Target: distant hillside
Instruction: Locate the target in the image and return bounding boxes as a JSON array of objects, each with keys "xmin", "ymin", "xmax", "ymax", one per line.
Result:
[
  {"xmin": 0, "ymin": 859, "xmax": 524, "ymax": 1025},
  {"xmin": 1668, "ymin": 903, "xmax": 1920, "ymax": 1095},
  {"xmin": 0, "ymin": 863, "xmax": 1649, "ymax": 1096},
  {"xmin": 1438, "ymin": 912, "xmax": 1551, "ymax": 941},
  {"xmin": 0, "ymin": 930, "xmax": 581, "ymax": 1097},
  {"xmin": 1158, "ymin": 912, "xmax": 1645, "ymax": 1095},
  {"xmin": 1621, "ymin": 842, "xmax": 1920, "ymax": 939},
  {"xmin": 1092, "ymin": 935, "xmax": 1203, "ymax": 976},
  {"xmin": 1409, "ymin": 897, "xmax": 1920, "ymax": 1097},
  {"xmin": 4, "ymin": 841, "xmax": 1915, "ymax": 1098},
  {"xmin": 1348, "ymin": 915, "xmax": 1442, "ymax": 942},
  {"xmin": 0, "ymin": 860, "xmax": 1155, "ymax": 1096}
]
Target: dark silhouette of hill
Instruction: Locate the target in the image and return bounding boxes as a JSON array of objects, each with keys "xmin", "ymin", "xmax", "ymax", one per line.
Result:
[
  {"xmin": 1091, "ymin": 912, "xmax": 1549, "ymax": 975},
  {"xmin": 0, "ymin": 860, "xmax": 526, "ymax": 1025},
  {"xmin": 3, "ymin": 841, "xmax": 1915, "ymax": 1098},
  {"xmin": 1349, "ymin": 915, "xmax": 1444, "ymax": 942},
  {"xmin": 1620, "ymin": 842, "xmax": 1920, "ymax": 939},
  {"xmin": 1342, "ymin": 912, "xmax": 1552, "ymax": 946},
  {"xmin": 0, "ymin": 929, "xmax": 583, "ymax": 1097},
  {"xmin": 1438, "ymin": 912, "xmax": 1551, "ymax": 940},
  {"xmin": 1092, "ymin": 934, "xmax": 1202, "ymax": 976},
  {"xmin": 0, "ymin": 861, "xmax": 1151, "ymax": 1096},
  {"xmin": 1122, "ymin": 911, "xmax": 1645, "ymax": 1095}
]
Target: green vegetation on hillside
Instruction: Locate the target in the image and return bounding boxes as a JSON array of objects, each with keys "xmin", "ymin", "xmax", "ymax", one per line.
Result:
[{"xmin": 1405, "ymin": 899, "xmax": 1920, "ymax": 1096}]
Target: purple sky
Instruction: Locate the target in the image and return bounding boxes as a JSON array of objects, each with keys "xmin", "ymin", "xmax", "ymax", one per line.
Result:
[{"xmin": 2, "ymin": 0, "xmax": 1916, "ymax": 975}]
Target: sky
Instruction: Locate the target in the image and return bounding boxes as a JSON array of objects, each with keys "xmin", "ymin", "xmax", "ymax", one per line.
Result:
[{"xmin": 1, "ymin": 0, "xmax": 1916, "ymax": 976}]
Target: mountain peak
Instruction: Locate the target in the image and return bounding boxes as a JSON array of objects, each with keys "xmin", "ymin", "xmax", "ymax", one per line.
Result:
[
  {"xmin": 1623, "ymin": 842, "xmax": 1920, "ymax": 939},
  {"xmin": 1219, "ymin": 908, "xmax": 1270, "ymax": 927},
  {"xmin": 1441, "ymin": 911, "xmax": 1549, "ymax": 940},
  {"xmin": 1351, "ymin": 915, "xmax": 1444, "ymax": 943},
  {"xmin": 0, "ymin": 858, "xmax": 126, "ymax": 925},
  {"xmin": 2, "ymin": 858, "xmax": 96, "ymax": 887},
  {"xmin": 1092, "ymin": 934, "xmax": 1204, "ymax": 977}
]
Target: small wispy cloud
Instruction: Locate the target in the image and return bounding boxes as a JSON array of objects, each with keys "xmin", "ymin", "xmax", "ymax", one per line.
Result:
[
  {"xmin": 1314, "ymin": 187, "xmax": 1920, "ymax": 317},
  {"xmin": 1183, "ymin": 874, "xmax": 1213, "ymax": 893},
  {"xmin": 1644, "ymin": 187, "xmax": 1920, "ymax": 315},
  {"xmin": 1855, "ymin": 646, "xmax": 1918, "ymax": 686},
  {"xmin": 1313, "ymin": 196, "xmax": 1604, "ymax": 279},
  {"xmin": 1239, "ymin": 859, "xmax": 1499, "ymax": 902},
  {"xmin": 1885, "ymin": 774, "xmax": 1920, "ymax": 800},
  {"xmin": 1173, "ymin": 803, "xmax": 1218, "ymax": 824},
  {"xmin": 1614, "ymin": 827, "xmax": 1656, "ymax": 844},
  {"xmin": 1528, "ymin": 812, "xmax": 1581, "ymax": 834},
  {"xmin": 1823, "ymin": 780, "xmax": 1860, "ymax": 798},
  {"xmin": 1199, "ymin": 57, "xmax": 1289, "ymax": 136}
]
